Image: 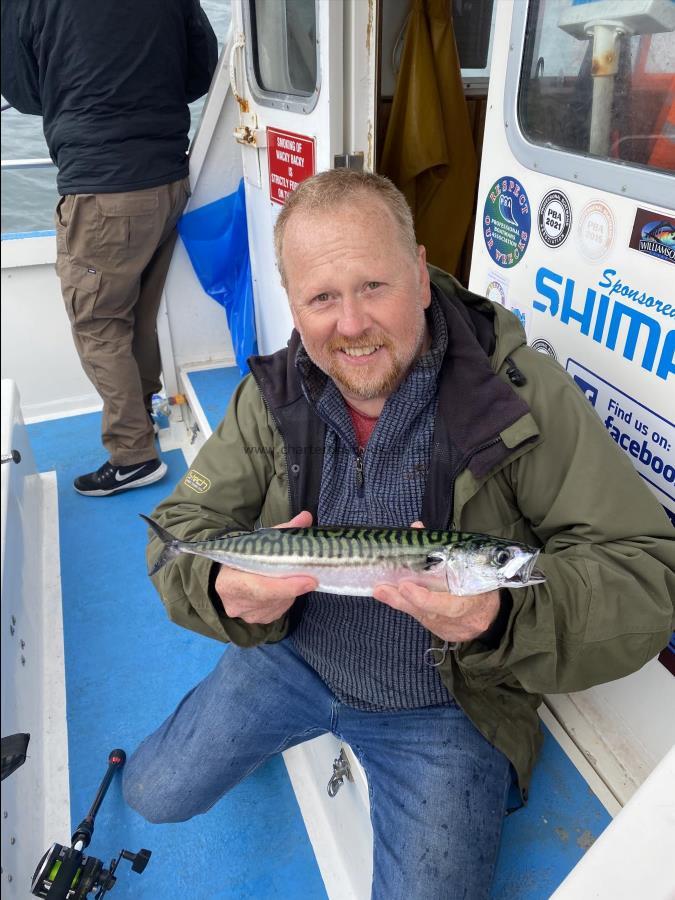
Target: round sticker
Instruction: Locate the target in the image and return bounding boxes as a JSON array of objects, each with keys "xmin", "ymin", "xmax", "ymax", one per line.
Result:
[
  {"xmin": 531, "ymin": 337, "xmax": 557, "ymax": 361},
  {"xmin": 538, "ymin": 190, "xmax": 572, "ymax": 248},
  {"xmin": 577, "ymin": 199, "xmax": 615, "ymax": 260},
  {"xmin": 485, "ymin": 279, "xmax": 507, "ymax": 305},
  {"xmin": 483, "ymin": 177, "xmax": 531, "ymax": 268}
]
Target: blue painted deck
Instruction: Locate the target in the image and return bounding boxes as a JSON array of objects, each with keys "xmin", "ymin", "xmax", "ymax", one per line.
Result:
[{"xmin": 28, "ymin": 410, "xmax": 326, "ymax": 899}]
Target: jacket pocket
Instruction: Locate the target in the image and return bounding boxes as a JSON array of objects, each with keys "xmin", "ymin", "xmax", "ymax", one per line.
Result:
[{"xmin": 56, "ymin": 261, "xmax": 102, "ymax": 325}]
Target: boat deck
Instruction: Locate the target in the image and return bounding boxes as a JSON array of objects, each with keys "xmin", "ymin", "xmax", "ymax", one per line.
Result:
[{"xmin": 26, "ymin": 365, "xmax": 612, "ymax": 898}]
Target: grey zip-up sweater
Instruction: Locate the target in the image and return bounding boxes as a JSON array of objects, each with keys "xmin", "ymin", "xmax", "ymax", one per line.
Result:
[{"xmin": 290, "ymin": 296, "xmax": 453, "ymax": 710}]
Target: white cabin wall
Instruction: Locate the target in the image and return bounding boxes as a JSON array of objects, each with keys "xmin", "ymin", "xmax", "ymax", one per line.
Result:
[
  {"xmin": 468, "ymin": 0, "xmax": 675, "ymax": 800},
  {"xmin": 1, "ymin": 241, "xmax": 101, "ymax": 420}
]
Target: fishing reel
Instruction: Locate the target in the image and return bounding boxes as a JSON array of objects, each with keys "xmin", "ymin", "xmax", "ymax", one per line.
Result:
[{"xmin": 31, "ymin": 750, "xmax": 151, "ymax": 899}]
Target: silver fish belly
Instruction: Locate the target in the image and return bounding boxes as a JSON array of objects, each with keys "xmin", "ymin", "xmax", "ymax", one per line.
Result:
[{"xmin": 142, "ymin": 515, "xmax": 546, "ymax": 597}]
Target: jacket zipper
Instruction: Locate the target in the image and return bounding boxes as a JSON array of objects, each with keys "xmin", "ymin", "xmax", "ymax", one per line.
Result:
[
  {"xmin": 355, "ymin": 448, "xmax": 365, "ymax": 498},
  {"xmin": 446, "ymin": 435, "xmax": 502, "ymax": 529}
]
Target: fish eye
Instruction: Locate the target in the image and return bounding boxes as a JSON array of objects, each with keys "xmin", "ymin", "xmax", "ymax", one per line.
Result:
[{"xmin": 492, "ymin": 547, "xmax": 513, "ymax": 567}]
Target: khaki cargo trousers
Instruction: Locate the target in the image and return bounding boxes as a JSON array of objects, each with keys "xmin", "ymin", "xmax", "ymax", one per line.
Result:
[{"xmin": 54, "ymin": 177, "xmax": 190, "ymax": 466}]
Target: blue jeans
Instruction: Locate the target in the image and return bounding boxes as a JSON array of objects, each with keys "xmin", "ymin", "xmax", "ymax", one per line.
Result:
[{"xmin": 123, "ymin": 639, "xmax": 511, "ymax": 900}]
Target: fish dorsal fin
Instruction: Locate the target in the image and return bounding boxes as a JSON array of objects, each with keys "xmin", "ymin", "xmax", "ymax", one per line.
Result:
[{"xmin": 424, "ymin": 551, "xmax": 446, "ymax": 571}]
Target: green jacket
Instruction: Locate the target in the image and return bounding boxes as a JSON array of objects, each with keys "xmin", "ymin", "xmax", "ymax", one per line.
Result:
[{"xmin": 148, "ymin": 268, "xmax": 675, "ymax": 795}]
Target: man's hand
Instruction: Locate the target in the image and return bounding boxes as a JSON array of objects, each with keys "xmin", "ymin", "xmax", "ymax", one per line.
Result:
[
  {"xmin": 372, "ymin": 521, "xmax": 501, "ymax": 643},
  {"xmin": 215, "ymin": 511, "xmax": 318, "ymax": 625}
]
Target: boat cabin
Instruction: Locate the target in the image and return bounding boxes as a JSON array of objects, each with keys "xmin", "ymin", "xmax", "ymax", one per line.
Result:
[{"xmin": 1, "ymin": 0, "xmax": 674, "ymax": 897}]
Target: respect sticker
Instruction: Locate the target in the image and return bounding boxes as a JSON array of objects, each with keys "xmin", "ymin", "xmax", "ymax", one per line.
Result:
[
  {"xmin": 483, "ymin": 177, "xmax": 531, "ymax": 268},
  {"xmin": 567, "ymin": 359, "xmax": 674, "ymax": 506}
]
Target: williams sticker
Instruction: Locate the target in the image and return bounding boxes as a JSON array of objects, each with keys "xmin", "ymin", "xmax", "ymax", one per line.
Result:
[
  {"xmin": 577, "ymin": 199, "xmax": 615, "ymax": 260},
  {"xmin": 538, "ymin": 189, "xmax": 572, "ymax": 248},
  {"xmin": 184, "ymin": 469, "xmax": 211, "ymax": 494},
  {"xmin": 629, "ymin": 208, "xmax": 675, "ymax": 266},
  {"xmin": 483, "ymin": 177, "xmax": 531, "ymax": 268}
]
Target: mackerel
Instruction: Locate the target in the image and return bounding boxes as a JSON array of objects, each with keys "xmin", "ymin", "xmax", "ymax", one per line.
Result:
[{"xmin": 142, "ymin": 515, "xmax": 545, "ymax": 597}]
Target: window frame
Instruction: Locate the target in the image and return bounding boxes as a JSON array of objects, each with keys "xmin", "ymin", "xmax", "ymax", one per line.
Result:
[
  {"xmin": 504, "ymin": 0, "xmax": 675, "ymax": 207},
  {"xmin": 458, "ymin": 0, "xmax": 499, "ymax": 97},
  {"xmin": 243, "ymin": 0, "xmax": 321, "ymax": 114}
]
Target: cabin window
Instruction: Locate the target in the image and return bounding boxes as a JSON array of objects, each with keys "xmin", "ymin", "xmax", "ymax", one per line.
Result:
[
  {"xmin": 248, "ymin": 0, "xmax": 318, "ymax": 100},
  {"xmin": 453, "ymin": 0, "xmax": 495, "ymax": 71},
  {"xmin": 381, "ymin": 0, "xmax": 495, "ymax": 98},
  {"xmin": 518, "ymin": 0, "xmax": 675, "ymax": 174}
]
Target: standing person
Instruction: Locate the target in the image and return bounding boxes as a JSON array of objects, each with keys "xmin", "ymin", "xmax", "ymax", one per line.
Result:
[
  {"xmin": 122, "ymin": 170, "xmax": 674, "ymax": 898},
  {"xmin": 1, "ymin": 0, "xmax": 218, "ymax": 496}
]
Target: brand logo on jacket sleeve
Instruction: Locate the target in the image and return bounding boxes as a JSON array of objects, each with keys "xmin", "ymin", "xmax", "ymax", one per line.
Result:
[{"xmin": 184, "ymin": 469, "xmax": 211, "ymax": 494}]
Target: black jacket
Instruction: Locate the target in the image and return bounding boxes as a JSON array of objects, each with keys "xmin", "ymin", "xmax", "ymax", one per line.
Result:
[{"xmin": 1, "ymin": 0, "xmax": 218, "ymax": 194}]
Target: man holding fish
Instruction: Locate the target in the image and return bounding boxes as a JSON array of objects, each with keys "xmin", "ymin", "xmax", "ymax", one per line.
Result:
[{"xmin": 124, "ymin": 170, "xmax": 674, "ymax": 899}]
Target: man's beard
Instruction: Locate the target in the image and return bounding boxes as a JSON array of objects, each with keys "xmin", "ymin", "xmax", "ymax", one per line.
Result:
[{"xmin": 315, "ymin": 315, "xmax": 427, "ymax": 401}]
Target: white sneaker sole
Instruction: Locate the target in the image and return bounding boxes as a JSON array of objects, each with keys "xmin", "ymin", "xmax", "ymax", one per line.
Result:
[{"xmin": 75, "ymin": 462, "xmax": 168, "ymax": 497}]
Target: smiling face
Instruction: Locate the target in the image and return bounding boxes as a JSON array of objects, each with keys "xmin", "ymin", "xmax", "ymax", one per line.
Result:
[{"xmin": 281, "ymin": 195, "xmax": 432, "ymax": 413}]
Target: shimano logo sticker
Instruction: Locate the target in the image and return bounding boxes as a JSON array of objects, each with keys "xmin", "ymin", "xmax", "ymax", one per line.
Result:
[{"xmin": 532, "ymin": 266, "xmax": 674, "ymax": 381}]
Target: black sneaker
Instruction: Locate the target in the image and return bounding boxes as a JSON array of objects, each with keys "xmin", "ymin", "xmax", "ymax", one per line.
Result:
[{"xmin": 74, "ymin": 458, "xmax": 167, "ymax": 496}]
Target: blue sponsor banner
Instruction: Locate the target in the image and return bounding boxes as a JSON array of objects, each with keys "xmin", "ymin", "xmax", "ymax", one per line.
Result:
[{"xmin": 566, "ymin": 359, "xmax": 675, "ymax": 508}]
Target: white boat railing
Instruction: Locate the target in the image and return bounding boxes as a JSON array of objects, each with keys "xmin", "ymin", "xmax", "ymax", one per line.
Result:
[
  {"xmin": 1, "ymin": 104, "xmax": 54, "ymax": 170},
  {"xmin": 1, "ymin": 158, "xmax": 54, "ymax": 170}
]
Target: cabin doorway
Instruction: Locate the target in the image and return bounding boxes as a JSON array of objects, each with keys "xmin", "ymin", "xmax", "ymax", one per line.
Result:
[{"xmin": 375, "ymin": 0, "xmax": 495, "ymax": 286}]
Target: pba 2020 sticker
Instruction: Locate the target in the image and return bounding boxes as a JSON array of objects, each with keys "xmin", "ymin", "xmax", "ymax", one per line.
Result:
[
  {"xmin": 483, "ymin": 177, "xmax": 531, "ymax": 268},
  {"xmin": 538, "ymin": 189, "xmax": 572, "ymax": 248}
]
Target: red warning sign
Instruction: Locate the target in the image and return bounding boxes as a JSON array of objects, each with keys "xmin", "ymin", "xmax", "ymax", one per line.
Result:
[{"xmin": 267, "ymin": 127, "xmax": 316, "ymax": 205}]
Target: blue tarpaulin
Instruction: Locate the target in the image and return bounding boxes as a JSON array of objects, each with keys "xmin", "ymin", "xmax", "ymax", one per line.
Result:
[{"xmin": 178, "ymin": 179, "xmax": 258, "ymax": 374}]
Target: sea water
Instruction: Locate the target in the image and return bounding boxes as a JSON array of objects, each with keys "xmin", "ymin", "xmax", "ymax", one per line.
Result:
[{"xmin": 1, "ymin": 0, "xmax": 231, "ymax": 235}]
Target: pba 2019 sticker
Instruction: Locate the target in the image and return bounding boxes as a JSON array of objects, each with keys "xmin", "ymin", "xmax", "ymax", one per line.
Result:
[
  {"xmin": 538, "ymin": 189, "xmax": 572, "ymax": 248},
  {"xmin": 483, "ymin": 177, "xmax": 531, "ymax": 268}
]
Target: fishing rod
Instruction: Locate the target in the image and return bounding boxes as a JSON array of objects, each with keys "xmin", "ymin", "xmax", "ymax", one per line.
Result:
[{"xmin": 31, "ymin": 749, "xmax": 151, "ymax": 899}]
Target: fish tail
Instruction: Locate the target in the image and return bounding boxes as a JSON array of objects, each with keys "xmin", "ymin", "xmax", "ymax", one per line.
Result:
[{"xmin": 140, "ymin": 513, "xmax": 183, "ymax": 576}]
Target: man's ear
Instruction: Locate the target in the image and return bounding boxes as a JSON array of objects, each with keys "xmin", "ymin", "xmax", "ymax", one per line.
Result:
[{"xmin": 417, "ymin": 245, "xmax": 431, "ymax": 308}]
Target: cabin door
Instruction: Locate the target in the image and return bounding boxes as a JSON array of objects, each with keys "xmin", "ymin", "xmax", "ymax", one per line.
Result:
[
  {"xmin": 230, "ymin": 0, "xmax": 377, "ymax": 355},
  {"xmin": 467, "ymin": 0, "xmax": 675, "ymax": 790}
]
